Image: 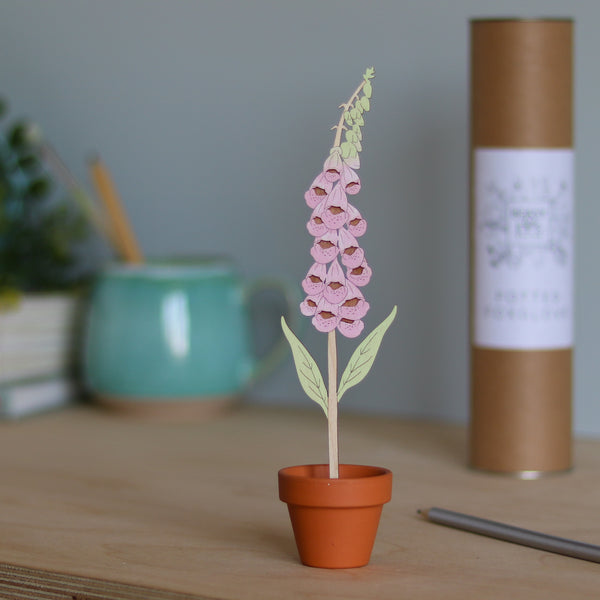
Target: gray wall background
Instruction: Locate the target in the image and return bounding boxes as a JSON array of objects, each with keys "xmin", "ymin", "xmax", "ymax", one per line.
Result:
[{"xmin": 2, "ymin": 1, "xmax": 599, "ymax": 435}]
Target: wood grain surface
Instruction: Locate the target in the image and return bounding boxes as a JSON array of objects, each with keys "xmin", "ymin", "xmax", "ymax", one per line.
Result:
[{"xmin": 0, "ymin": 405, "xmax": 598, "ymax": 599}]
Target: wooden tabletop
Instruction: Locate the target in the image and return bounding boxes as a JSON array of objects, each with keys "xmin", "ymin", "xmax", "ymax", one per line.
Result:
[{"xmin": 0, "ymin": 404, "xmax": 598, "ymax": 599}]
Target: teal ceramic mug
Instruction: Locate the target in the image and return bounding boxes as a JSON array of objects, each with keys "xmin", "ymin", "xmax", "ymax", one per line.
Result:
[{"xmin": 82, "ymin": 258, "xmax": 298, "ymax": 417}]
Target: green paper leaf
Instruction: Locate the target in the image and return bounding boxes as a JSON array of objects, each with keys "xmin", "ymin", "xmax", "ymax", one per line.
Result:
[
  {"xmin": 363, "ymin": 81, "xmax": 372, "ymax": 99},
  {"xmin": 352, "ymin": 124, "xmax": 362, "ymax": 140},
  {"xmin": 350, "ymin": 107, "xmax": 359, "ymax": 120},
  {"xmin": 363, "ymin": 67, "xmax": 375, "ymax": 81},
  {"xmin": 281, "ymin": 316, "xmax": 328, "ymax": 415},
  {"xmin": 360, "ymin": 96, "xmax": 370, "ymax": 112},
  {"xmin": 354, "ymin": 140, "xmax": 362, "ymax": 152},
  {"xmin": 355, "ymin": 113, "xmax": 365, "ymax": 126},
  {"xmin": 345, "ymin": 130, "xmax": 358, "ymax": 143},
  {"xmin": 355, "ymin": 102, "xmax": 364, "ymax": 115},
  {"xmin": 344, "ymin": 111, "xmax": 353, "ymax": 126},
  {"xmin": 340, "ymin": 141, "xmax": 353, "ymax": 158},
  {"xmin": 338, "ymin": 306, "xmax": 397, "ymax": 401}
]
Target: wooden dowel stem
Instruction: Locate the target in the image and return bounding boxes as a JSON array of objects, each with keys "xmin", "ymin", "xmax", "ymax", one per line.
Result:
[{"xmin": 327, "ymin": 330, "xmax": 339, "ymax": 479}]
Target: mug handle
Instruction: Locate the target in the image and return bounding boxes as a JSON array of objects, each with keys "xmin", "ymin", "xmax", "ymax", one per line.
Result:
[{"xmin": 244, "ymin": 277, "xmax": 302, "ymax": 384}]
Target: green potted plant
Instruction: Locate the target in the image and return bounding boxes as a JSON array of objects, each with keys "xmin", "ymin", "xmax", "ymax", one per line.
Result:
[{"xmin": 0, "ymin": 98, "xmax": 95, "ymax": 413}]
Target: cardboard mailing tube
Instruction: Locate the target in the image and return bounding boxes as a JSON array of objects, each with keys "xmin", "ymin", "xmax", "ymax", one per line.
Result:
[{"xmin": 469, "ymin": 19, "xmax": 573, "ymax": 475}]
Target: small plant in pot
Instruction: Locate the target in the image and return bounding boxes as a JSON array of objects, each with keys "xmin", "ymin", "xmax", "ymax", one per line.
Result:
[
  {"xmin": 0, "ymin": 98, "xmax": 95, "ymax": 386},
  {"xmin": 279, "ymin": 69, "xmax": 396, "ymax": 569},
  {"xmin": 0, "ymin": 101, "xmax": 93, "ymax": 297}
]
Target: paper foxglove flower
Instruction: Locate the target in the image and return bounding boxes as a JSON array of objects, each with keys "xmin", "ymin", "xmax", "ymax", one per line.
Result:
[
  {"xmin": 322, "ymin": 185, "xmax": 349, "ymax": 230},
  {"xmin": 346, "ymin": 204, "xmax": 367, "ymax": 237},
  {"xmin": 310, "ymin": 230, "xmax": 339, "ymax": 264},
  {"xmin": 302, "ymin": 262, "xmax": 327, "ymax": 295},
  {"xmin": 340, "ymin": 164, "xmax": 361, "ymax": 195},
  {"xmin": 282, "ymin": 69, "xmax": 397, "ymax": 483},
  {"xmin": 338, "ymin": 316, "xmax": 364, "ymax": 338},
  {"xmin": 323, "ymin": 259, "xmax": 348, "ymax": 304},
  {"xmin": 346, "ymin": 260, "xmax": 372, "ymax": 287},
  {"xmin": 300, "ymin": 294, "xmax": 320, "ymax": 316},
  {"xmin": 338, "ymin": 281, "xmax": 370, "ymax": 320},
  {"xmin": 307, "ymin": 200, "xmax": 329, "ymax": 237},
  {"xmin": 338, "ymin": 228, "xmax": 365, "ymax": 269},
  {"xmin": 323, "ymin": 148, "xmax": 343, "ymax": 182},
  {"xmin": 305, "ymin": 172, "xmax": 333, "ymax": 209},
  {"xmin": 312, "ymin": 297, "xmax": 340, "ymax": 332}
]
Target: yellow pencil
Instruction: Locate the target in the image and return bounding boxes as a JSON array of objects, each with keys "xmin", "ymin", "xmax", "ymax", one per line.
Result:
[{"xmin": 88, "ymin": 156, "xmax": 144, "ymax": 264}]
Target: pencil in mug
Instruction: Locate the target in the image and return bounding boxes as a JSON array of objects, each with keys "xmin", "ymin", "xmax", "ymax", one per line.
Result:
[{"xmin": 88, "ymin": 156, "xmax": 144, "ymax": 264}]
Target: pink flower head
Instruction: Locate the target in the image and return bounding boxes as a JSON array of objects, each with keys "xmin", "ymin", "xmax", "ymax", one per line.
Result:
[
  {"xmin": 306, "ymin": 200, "xmax": 328, "ymax": 237},
  {"xmin": 323, "ymin": 148, "xmax": 343, "ymax": 182},
  {"xmin": 305, "ymin": 172, "xmax": 333, "ymax": 209},
  {"xmin": 310, "ymin": 230, "xmax": 338, "ymax": 264},
  {"xmin": 338, "ymin": 317, "xmax": 365, "ymax": 338},
  {"xmin": 300, "ymin": 294, "xmax": 321, "ymax": 316},
  {"xmin": 338, "ymin": 228, "xmax": 365, "ymax": 269},
  {"xmin": 312, "ymin": 298, "xmax": 340, "ymax": 332},
  {"xmin": 302, "ymin": 262, "xmax": 327, "ymax": 295},
  {"xmin": 323, "ymin": 259, "xmax": 348, "ymax": 304},
  {"xmin": 346, "ymin": 203, "xmax": 367, "ymax": 237},
  {"xmin": 322, "ymin": 184, "xmax": 348, "ymax": 230},
  {"xmin": 340, "ymin": 164, "xmax": 361, "ymax": 195},
  {"xmin": 347, "ymin": 259, "xmax": 372, "ymax": 287},
  {"xmin": 338, "ymin": 281, "xmax": 370, "ymax": 320}
]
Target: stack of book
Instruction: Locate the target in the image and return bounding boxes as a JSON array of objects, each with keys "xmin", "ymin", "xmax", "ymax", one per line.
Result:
[{"xmin": 0, "ymin": 295, "xmax": 79, "ymax": 419}]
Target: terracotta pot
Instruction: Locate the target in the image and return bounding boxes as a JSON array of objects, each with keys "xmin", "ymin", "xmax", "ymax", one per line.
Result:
[{"xmin": 278, "ymin": 464, "xmax": 392, "ymax": 568}]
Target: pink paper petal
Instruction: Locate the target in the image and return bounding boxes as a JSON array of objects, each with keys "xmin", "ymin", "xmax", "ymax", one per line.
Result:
[
  {"xmin": 322, "ymin": 184, "xmax": 348, "ymax": 230},
  {"xmin": 310, "ymin": 230, "xmax": 338, "ymax": 264},
  {"xmin": 305, "ymin": 172, "xmax": 333, "ymax": 209},
  {"xmin": 338, "ymin": 228, "xmax": 365, "ymax": 269},
  {"xmin": 338, "ymin": 281, "xmax": 370, "ymax": 319},
  {"xmin": 347, "ymin": 260, "xmax": 372, "ymax": 287},
  {"xmin": 306, "ymin": 200, "xmax": 328, "ymax": 237},
  {"xmin": 323, "ymin": 148, "xmax": 343, "ymax": 183},
  {"xmin": 343, "ymin": 154, "xmax": 360, "ymax": 171},
  {"xmin": 300, "ymin": 294, "xmax": 321, "ymax": 316},
  {"xmin": 323, "ymin": 259, "xmax": 348, "ymax": 304},
  {"xmin": 312, "ymin": 298, "xmax": 340, "ymax": 332},
  {"xmin": 346, "ymin": 203, "xmax": 367, "ymax": 237},
  {"xmin": 302, "ymin": 262, "xmax": 327, "ymax": 295},
  {"xmin": 340, "ymin": 164, "xmax": 361, "ymax": 195},
  {"xmin": 338, "ymin": 318, "xmax": 364, "ymax": 338}
]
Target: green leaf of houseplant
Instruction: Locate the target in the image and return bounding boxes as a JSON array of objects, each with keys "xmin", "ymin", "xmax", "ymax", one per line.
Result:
[
  {"xmin": 281, "ymin": 316, "xmax": 328, "ymax": 415},
  {"xmin": 337, "ymin": 306, "xmax": 397, "ymax": 401}
]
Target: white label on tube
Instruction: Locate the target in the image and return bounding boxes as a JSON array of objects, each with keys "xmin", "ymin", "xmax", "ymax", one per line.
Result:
[{"xmin": 473, "ymin": 148, "xmax": 574, "ymax": 349}]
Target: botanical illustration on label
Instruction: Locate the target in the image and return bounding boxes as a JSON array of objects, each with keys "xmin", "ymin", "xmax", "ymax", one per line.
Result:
[{"xmin": 473, "ymin": 148, "xmax": 574, "ymax": 349}]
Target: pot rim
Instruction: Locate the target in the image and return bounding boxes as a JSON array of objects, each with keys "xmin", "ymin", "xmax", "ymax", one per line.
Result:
[{"xmin": 278, "ymin": 464, "xmax": 392, "ymax": 508}]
